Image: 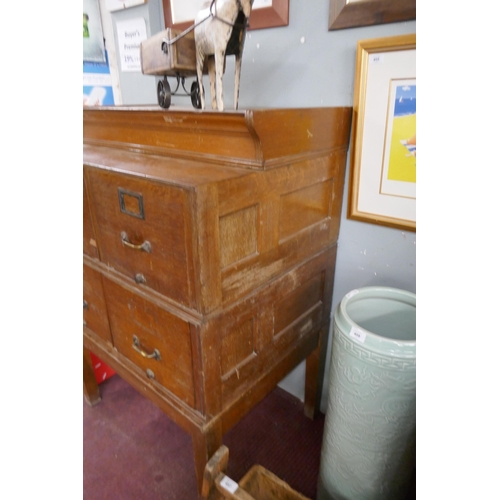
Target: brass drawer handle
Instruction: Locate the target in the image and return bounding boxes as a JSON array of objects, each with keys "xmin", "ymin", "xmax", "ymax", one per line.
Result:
[
  {"xmin": 132, "ymin": 335, "xmax": 161, "ymax": 361},
  {"xmin": 121, "ymin": 231, "xmax": 152, "ymax": 253}
]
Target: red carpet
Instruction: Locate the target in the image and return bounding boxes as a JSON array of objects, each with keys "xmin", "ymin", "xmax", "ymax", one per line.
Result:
[{"xmin": 83, "ymin": 375, "xmax": 325, "ymax": 499}]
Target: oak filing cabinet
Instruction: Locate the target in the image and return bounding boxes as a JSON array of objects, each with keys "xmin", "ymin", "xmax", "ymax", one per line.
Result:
[{"xmin": 83, "ymin": 106, "xmax": 352, "ymax": 496}]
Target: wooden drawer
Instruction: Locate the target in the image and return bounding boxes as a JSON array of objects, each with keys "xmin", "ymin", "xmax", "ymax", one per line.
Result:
[
  {"xmin": 85, "ymin": 167, "xmax": 195, "ymax": 309},
  {"xmin": 102, "ymin": 276, "xmax": 196, "ymax": 408},
  {"xmin": 83, "ymin": 264, "xmax": 113, "ymax": 345}
]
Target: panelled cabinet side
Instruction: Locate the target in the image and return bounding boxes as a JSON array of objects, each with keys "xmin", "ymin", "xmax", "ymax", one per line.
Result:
[{"xmin": 214, "ymin": 150, "xmax": 350, "ymax": 310}]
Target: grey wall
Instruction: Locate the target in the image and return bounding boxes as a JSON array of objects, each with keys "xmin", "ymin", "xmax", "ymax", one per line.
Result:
[{"xmin": 110, "ymin": 0, "xmax": 416, "ymax": 412}]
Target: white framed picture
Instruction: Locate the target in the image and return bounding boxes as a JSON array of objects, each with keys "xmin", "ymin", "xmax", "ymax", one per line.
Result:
[
  {"xmin": 107, "ymin": 0, "xmax": 147, "ymax": 12},
  {"xmin": 164, "ymin": 0, "xmax": 289, "ymax": 30},
  {"xmin": 83, "ymin": 0, "xmax": 106, "ymax": 63},
  {"xmin": 348, "ymin": 34, "xmax": 416, "ymax": 231}
]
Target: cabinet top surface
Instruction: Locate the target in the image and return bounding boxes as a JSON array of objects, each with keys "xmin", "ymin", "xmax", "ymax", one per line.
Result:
[{"xmin": 83, "ymin": 106, "xmax": 352, "ymax": 170}]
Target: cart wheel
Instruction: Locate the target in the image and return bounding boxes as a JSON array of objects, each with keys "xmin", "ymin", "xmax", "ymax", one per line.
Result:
[
  {"xmin": 158, "ymin": 78, "xmax": 171, "ymax": 109},
  {"xmin": 190, "ymin": 81, "xmax": 202, "ymax": 109}
]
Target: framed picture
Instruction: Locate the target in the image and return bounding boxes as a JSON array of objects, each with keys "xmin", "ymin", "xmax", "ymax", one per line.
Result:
[
  {"xmin": 329, "ymin": 0, "xmax": 416, "ymax": 31},
  {"xmin": 163, "ymin": 0, "xmax": 289, "ymax": 32},
  {"xmin": 348, "ymin": 34, "xmax": 416, "ymax": 231},
  {"xmin": 83, "ymin": 0, "xmax": 106, "ymax": 63},
  {"xmin": 106, "ymin": 0, "xmax": 147, "ymax": 12}
]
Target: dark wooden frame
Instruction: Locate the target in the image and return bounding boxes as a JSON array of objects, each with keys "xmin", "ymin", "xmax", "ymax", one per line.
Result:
[
  {"xmin": 163, "ymin": 0, "xmax": 289, "ymax": 32},
  {"xmin": 329, "ymin": 0, "xmax": 416, "ymax": 31}
]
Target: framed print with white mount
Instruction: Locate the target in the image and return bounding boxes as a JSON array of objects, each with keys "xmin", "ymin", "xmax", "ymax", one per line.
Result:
[
  {"xmin": 106, "ymin": 0, "xmax": 147, "ymax": 11},
  {"xmin": 162, "ymin": 0, "xmax": 289, "ymax": 32},
  {"xmin": 348, "ymin": 34, "xmax": 416, "ymax": 231}
]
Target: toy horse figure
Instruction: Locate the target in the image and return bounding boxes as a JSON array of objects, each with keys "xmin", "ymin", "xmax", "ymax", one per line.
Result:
[{"xmin": 194, "ymin": 0, "xmax": 254, "ymax": 111}]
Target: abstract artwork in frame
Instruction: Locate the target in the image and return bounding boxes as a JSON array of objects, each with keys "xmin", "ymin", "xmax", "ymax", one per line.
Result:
[{"xmin": 348, "ymin": 34, "xmax": 416, "ymax": 231}]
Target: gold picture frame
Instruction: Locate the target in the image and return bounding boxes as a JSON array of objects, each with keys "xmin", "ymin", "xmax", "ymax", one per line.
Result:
[
  {"xmin": 329, "ymin": 0, "xmax": 416, "ymax": 31},
  {"xmin": 348, "ymin": 34, "xmax": 416, "ymax": 231},
  {"xmin": 163, "ymin": 0, "xmax": 289, "ymax": 32}
]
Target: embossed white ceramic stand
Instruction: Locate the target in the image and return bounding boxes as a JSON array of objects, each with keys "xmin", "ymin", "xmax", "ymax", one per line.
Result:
[{"xmin": 317, "ymin": 287, "xmax": 416, "ymax": 500}]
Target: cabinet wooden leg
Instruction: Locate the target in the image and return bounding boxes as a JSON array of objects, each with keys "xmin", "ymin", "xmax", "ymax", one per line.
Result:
[
  {"xmin": 304, "ymin": 324, "xmax": 329, "ymax": 419},
  {"xmin": 192, "ymin": 421, "xmax": 223, "ymax": 499},
  {"xmin": 83, "ymin": 347, "xmax": 101, "ymax": 406}
]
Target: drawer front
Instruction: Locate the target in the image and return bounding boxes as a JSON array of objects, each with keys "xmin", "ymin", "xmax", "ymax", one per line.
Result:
[
  {"xmin": 102, "ymin": 276, "xmax": 196, "ymax": 408},
  {"xmin": 86, "ymin": 167, "xmax": 193, "ymax": 308},
  {"xmin": 83, "ymin": 264, "xmax": 113, "ymax": 344},
  {"xmin": 83, "ymin": 176, "xmax": 99, "ymax": 259}
]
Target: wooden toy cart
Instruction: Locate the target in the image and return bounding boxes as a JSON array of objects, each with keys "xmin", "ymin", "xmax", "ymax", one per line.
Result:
[
  {"xmin": 202, "ymin": 446, "xmax": 311, "ymax": 500},
  {"xmin": 140, "ymin": 28, "xmax": 204, "ymax": 109}
]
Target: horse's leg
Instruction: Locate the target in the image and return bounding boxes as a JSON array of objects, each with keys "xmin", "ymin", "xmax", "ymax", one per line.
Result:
[
  {"xmin": 214, "ymin": 49, "xmax": 225, "ymax": 111},
  {"xmin": 196, "ymin": 49, "xmax": 206, "ymax": 110},
  {"xmin": 234, "ymin": 52, "xmax": 242, "ymax": 110},
  {"xmin": 207, "ymin": 56, "xmax": 217, "ymax": 110}
]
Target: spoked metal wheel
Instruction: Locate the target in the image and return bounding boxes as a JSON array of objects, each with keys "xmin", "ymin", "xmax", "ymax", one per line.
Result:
[
  {"xmin": 157, "ymin": 78, "xmax": 171, "ymax": 109},
  {"xmin": 190, "ymin": 81, "xmax": 202, "ymax": 109}
]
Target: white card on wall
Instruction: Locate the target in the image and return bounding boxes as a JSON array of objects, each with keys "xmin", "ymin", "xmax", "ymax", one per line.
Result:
[{"xmin": 116, "ymin": 18, "xmax": 147, "ymax": 72}]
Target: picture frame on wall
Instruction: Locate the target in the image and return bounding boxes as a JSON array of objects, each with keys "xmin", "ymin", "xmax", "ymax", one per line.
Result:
[
  {"xmin": 162, "ymin": 0, "xmax": 289, "ymax": 32},
  {"xmin": 83, "ymin": 0, "xmax": 106, "ymax": 63},
  {"xmin": 328, "ymin": 0, "xmax": 416, "ymax": 31},
  {"xmin": 348, "ymin": 34, "xmax": 416, "ymax": 231},
  {"xmin": 106, "ymin": 0, "xmax": 147, "ymax": 12}
]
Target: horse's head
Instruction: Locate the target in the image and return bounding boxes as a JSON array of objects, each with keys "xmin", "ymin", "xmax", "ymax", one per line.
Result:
[{"xmin": 240, "ymin": 0, "xmax": 254, "ymax": 19}]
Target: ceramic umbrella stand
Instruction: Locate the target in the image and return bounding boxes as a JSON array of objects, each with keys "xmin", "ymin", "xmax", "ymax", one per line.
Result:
[{"xmin": 317, "ymin": 287, "xmax": 416, "ymax": 500}]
